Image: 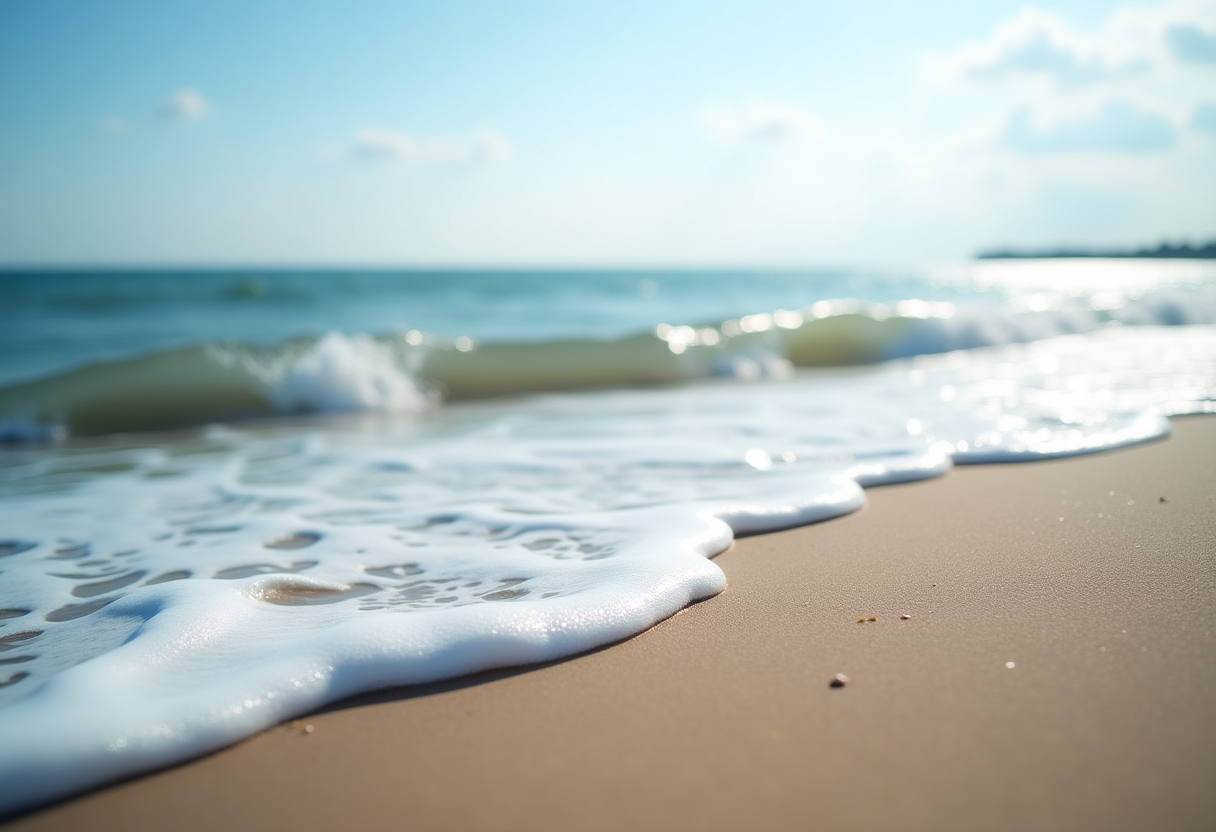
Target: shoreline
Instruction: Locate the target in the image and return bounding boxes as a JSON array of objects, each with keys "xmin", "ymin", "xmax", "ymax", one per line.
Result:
[{"xmin": 10, "ymin": 417, "xmax": 1216, "ymax": 831}]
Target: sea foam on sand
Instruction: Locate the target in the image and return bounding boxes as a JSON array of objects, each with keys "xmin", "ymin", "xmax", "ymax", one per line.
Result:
[{"xmin": 0, "ymin": 325, "xmax": 1214, "ymax": 815}]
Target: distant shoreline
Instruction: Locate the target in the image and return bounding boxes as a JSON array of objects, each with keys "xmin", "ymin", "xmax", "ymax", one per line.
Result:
[{"xmin": 977, "ymin": 241, "xmax": 1216, "ymax": 260}]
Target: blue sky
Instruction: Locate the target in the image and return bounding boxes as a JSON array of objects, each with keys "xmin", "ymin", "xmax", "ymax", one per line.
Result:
[{"xmin": 1, "ymin": 0, "xmax": 1213, "ymax": 265}]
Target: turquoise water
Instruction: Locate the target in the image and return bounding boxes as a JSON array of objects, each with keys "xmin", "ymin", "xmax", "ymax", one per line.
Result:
[{"xmin": 2, "ymin": 267, "xmax": 997, "ymax": 386}]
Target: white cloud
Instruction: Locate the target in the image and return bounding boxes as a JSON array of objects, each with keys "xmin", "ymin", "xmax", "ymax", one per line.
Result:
[
  {"xmin": 159, "ymin": 88, "xmax": 211, "ymax": 122},
  {"xmin": 922, "ymin": 3, "xmax": 1216, "ymax": 165},
  {"xmin": 102, "ymin": 116, "xmax": 127, "ymax": 133},
  {"xmin": 1002, "ymin": 101, "xmax": 1177, "ymax": 153},
  {"xmin": 931, "ymin": 8, "xmax": 1146, "ymax": 87},
  {"xmin": 702, "ymin": 102, "xmax": 820, "ymax": 145},
  {"xmin": 930, "ymin": 3, "xmax": 1216, "ymax": 88},
  {"xmin": 348, "ymin": 127, "xmax": 511, "ymax": 165},
  {"xmin": 665, "ymin": 4, "xmax": 1216, "ymax": 263}
]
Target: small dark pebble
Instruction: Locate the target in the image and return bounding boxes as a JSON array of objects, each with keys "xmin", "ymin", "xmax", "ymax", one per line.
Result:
[
  {"xmin": 1159, "ymin": 497, "xmax": 1167, "ymax": 503},
  {"xmin": 829, "ymin": 673, "xmax": 849, "ymax": 688}
]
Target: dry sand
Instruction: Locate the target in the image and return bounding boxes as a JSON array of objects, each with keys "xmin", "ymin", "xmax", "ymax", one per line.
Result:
[{"xmin": 10, "ymin": 418, "xmax": 1216, "ymax": 832}]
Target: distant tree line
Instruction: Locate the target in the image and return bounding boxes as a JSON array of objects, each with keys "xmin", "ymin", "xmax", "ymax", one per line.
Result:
[{"xmin": 977, "ymin": 240, "xmax": 1216, "ymax": 260}]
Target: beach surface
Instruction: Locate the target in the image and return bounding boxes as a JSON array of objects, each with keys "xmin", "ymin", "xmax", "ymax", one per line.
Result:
[{"xmin": 10, "ymin": 418, "xmax": 1216, "ymax": 832}]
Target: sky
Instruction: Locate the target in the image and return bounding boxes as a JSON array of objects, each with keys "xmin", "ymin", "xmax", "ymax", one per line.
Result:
[{"xmin": 0, "ymin": 0, "xmax": 1214, "ymax": 266}]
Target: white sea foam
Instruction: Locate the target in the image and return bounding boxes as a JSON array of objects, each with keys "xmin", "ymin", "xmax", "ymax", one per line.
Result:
[
  {"xmin": 0, "ymin": 325, "xmax": 1214, "ymax": 814},
  {"xmin": 265, "ymin": 332, "xmax": 430, "ymax": 414},
  {"xmin": 216, "ymin": 331, "xmax": 432, "ymax": 415}
]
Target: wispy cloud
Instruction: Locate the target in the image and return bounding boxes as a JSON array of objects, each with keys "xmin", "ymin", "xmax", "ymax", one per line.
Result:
[
  {"xmin": 348, "ymin": 127, "xmax": 511, "ymax": 165},
  {"xmin": 702, "ymin": 103, "xmax": 819, "ymax": 145},
  {"xmin": 924, "ymin": 3, "xmax": 1216, "ymax": 163},
  {"xmin": 931, "ymin": 8, "xmax": 1148, "ymax": 87},
  {"xmin": 158, "ymin": 88, "xmax": 211, "ymax": 122},
  {"xmin": 1002, "ymin": 101, "xmax": 1177, "ymax": 154},
  {"xmin": 101, "ymin": 116, "xmax": 128, "ymax": 133},
  {"xmin": 929, "ymin": 4, "xmax": 1216, "ymax": 88}
]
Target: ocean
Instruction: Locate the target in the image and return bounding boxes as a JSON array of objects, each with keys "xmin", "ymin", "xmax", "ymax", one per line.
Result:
[{"xmin": 2, "ymin": 260, "xmax": 1215, "ymax": 814}]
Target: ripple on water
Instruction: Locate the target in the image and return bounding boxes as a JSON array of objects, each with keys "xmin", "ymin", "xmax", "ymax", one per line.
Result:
[
  {"xmin": 0, "ymin": 541, "xmax": 38, "ymax": 558},
  {"xmin": 213, "ymin": 561, "xmax": 319, "ymax": 579},
  {"xmin": 263, "ymin": 531, "xmax": 322, "ymax": 550}
]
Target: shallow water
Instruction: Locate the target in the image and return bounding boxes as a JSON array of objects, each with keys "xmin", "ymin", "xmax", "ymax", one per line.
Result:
[{"xmin": 1, "ymin": 262, "xmax": 1215, "ymax": 814}]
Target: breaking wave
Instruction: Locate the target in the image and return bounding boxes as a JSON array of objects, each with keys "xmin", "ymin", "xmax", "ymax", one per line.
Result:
[{"xmin": 2, "ymin": 289, "xmax": 1215, "ymax": 441}]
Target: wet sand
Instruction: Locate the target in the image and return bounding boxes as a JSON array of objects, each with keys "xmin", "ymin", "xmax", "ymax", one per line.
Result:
[{"xmin": 10, "ymin": 418, "xmax": 1216, "ymax": 832}]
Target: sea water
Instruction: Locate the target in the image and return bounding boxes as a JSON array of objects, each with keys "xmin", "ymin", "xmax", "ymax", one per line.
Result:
[{"xmin": 1, "ymin": 261, "xmax": 1215, "ymax": 814}]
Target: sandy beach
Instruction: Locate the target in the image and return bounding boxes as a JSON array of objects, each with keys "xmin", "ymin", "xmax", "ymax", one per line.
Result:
[
  {"xmin": 6, "ymin": 1, "xmax": 1216, "ymax": 827},
  {"xmin": 9, "ymin": 417, "xmax": 1215, "ymax": 832}
]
